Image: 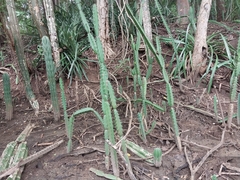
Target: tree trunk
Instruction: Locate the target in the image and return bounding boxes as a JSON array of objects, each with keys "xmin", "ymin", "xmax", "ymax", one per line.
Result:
[
  {"xmin": 177, "ymin": 0, "xmax": 190, "ymax": 24},
  {"xmin": 216, "ymin": 0, "xmax": 225, "ymax": 21},
  {"xmin": 28, "ymin": 0, "xmax": 48, "ymax": 38},
  {"xmin": 141, "ymin": 0, "xmax": 152, "ymax": 43},
  {"xmin": 97, "ymin": 0, "xmax": 114, "ymax": 57},
  {"xmin": 0, "ymin": 11, "xmax": 14, "ymax": 51},
  {"xmin": 52, "ymin": 0, "xmax": 59, "ymax": 11},
  {"xmin": 6, "ymin": 0, "xmax": 39, "ymax": 114},
  {"xmin": 191, "ymin": 0, "xmax": 212, "ymax": 82},
  {"xmin": 43, "ymin": 0, "xmax": 61, "ymax": 69}
]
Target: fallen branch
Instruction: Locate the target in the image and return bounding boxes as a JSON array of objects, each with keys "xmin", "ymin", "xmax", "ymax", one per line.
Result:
[
  {"xmin": 0, "ymin": 139, "xmax": 64, "ymax": 179},
  {"xmin": 179, "ymin": 103, "xmax": 223, "ymax": 121},
  {"xmin": 218, "ymin": 162, "xmax": 240, "ymax": 177},
  {"xmin": 184, "ymin": 127, "xmax": 225, "ymax": 180}
]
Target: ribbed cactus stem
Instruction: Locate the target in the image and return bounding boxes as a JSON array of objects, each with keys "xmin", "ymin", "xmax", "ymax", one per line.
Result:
[
  {"xmin": 3, "ymin": 73, "xmax": 13, "ymax": 120},
  {"xmin": 153, "ymin": 148, "xmax": 162, "ymax": 167},
  {"xmin": 42, "ymin": 36, "xmax": 60, "ymax": 121}
]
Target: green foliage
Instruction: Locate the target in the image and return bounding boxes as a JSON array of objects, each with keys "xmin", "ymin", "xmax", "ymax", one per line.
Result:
[
  {"xmin": 224, "ymin": 0, "xmax": 240, "ymax": 21},
  {"xmin": 15, "ymin": 0, "xmax": 37, "ymax": 35},
  {"xmin": 159, "ymin": 26, "xmax": 193, "ymax": 79},
  {"xmin": 228, "ymin": 36, "xmax": 240, "ymax": 128},
  {"xmin": 131, "ymin": 34, "xmax": 141, "ymax": 107},
  {"xmin": 60, "ymin": 75, "xmax": 103, "ymax": 153},
  {"xmin": 150, "ymin": 0, "xmax": 177, "ymax": 26},
  {"xmin": 89, "ymin": 168, "xmax": 122, "ymax": 180},
  {"xmin": 42, "ymin": 36, "xmax": 60, "ymax": 121},
  {"xmin": 63, "ymin": 106, "xmax": 104, "ymax": 153},
  {"xmin": 77, "ymin": 2, "xmax": 137, "ymax": 177},
  {"xmin": 126, "ymin": 3, "xmax": 182, "ymax": 151},
  {"xmin": 205, "ymin": 48, "xmax": 218, "ymax": 93},
  {"xmin": 55, "ymin": 2, "xmax": 92, "ymax": 83},
  {"xmin": 3, "ymin": 73, "xmax": 13, "ymax": 120}
]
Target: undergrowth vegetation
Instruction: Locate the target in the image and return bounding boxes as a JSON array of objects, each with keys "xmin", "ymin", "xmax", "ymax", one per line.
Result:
[{"xmin": 55, "ymin": 2, "xmax": 93, "ymax": 83}]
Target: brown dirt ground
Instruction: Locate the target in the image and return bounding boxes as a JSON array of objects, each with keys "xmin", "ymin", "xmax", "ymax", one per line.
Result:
[{"xmin": 1, "ymin": 23, "xmax": 240, "ymax": 180}]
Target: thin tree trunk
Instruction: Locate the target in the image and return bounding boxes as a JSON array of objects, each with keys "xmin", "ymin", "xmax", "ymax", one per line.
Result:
[
  {"xmin": 97, "ymin": 0, "xmax": 114, "ymax": 57},
  {"xmin": 216, "ymin": 0, "xmax": 225, "ymax": 21},
  {"xmin": 43, "ymin": 0, "xmax": 61, "ymax": 69},
  {"xmin": 6, "ymin": 0, "xmax": 39, "ymax": 114},
  {"xmin": 0, "ymin": 11, "xmax": 14, "ymax": 52},
  {"xmin": 141, "ymin": 0, "xmax": 152, "ymax": 43},
  {"xmin": 28, "ymin": 0, "xmax": 48, "ymax": 38},
  {"xmin": 52, "ymin": 0, "xmax": 59, "ymax": 11},
  {"xmin": 177, "ymin": 0, "xmax": 190, "ymax": 24},
  {"xmin": 191, "ymin": 0, "xmax": 212, "ymax": 82}
]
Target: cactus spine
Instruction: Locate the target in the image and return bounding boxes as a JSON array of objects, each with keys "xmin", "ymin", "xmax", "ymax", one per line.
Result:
[{"xmin": 42, "ymin": 36, "xmax": 60, "ymax": 121}]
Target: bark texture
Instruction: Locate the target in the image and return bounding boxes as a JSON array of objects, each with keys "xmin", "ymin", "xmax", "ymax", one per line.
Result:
[
  {"xmin": 177, "ymin": 0, "xmax": 190, "ymax": 24},
  {"xmin": 191, "ymin": 0, "xmax": 212, "ymax": 82},
  {"xmin": 43, "ymin": 0, "xmax": 60, "ymax": 68},
  {"xmin": 216, "ymin": 0, "xmax": 225, "ymax": 21},
  {"xmin": 29, "ymin": 0, "xmax": 48, "ymax": 38},
  {"xmin": 97, "ymin": 0, "xmax": 114, "ymax": 57},
  {"xmin": 141, "ymin": 0, "xmax": 152, "ymax": 43}
]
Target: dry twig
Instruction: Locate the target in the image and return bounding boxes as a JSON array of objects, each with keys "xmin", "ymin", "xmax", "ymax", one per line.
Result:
[
  {"xmin": 218, "ymin": 162, "xmax": 240, "ymax": 177},
  {"xmin": 184, "ymin": 127, "xmax": 226, "ymax": 180}
]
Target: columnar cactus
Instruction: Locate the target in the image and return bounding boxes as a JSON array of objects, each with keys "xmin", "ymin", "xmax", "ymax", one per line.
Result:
[
  {"xmin": 42, "ymin": 36, "xmax": 60, "ymax": 121},
  {"xmin": 3, "ymin": 73, "xmax": 13, "ymax": 120}
]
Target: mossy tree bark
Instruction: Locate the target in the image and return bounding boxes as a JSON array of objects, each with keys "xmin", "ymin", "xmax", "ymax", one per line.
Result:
[{"xmin": 6, "ymin": 0, "xmax": 39, "ymax": 115}]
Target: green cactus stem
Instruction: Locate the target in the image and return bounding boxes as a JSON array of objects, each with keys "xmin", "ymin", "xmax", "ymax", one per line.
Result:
[
  {"xmin": 42, "ymin": 36, "xmax": 60, "ymax": 121},
  {"xmin": 3, "ymin": 73, "xmax": 13, "ymax": 120},
  {"xmin": 153, "ymin": 148, "xmax": 162, "ymax": 167}
]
